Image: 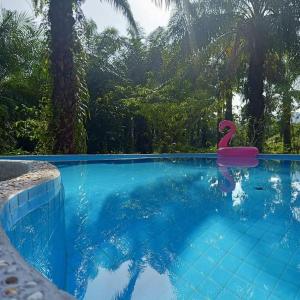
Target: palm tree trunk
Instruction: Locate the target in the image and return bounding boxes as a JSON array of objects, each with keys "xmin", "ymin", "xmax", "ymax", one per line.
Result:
[
  {"xmin": 282, "ymin": 95, "xmax": 292, "ymax": 153},
  {"xmin": 224, "ymin": 32, "xmax": 240, "ymax": 122},
  {"xmin": 224, "ymin": 81, "xmax": 233, "ymax": 121},
  {"xmin": 216, "ymin": 97, "xmax": 223, "ymax": 146},
  {"xmin": 247, "ymin": 29, "xmax": 266, "ymax": 151},
  {"xmin": 49, "ymin": 0, "xmax": 77, "ymax": 153}
]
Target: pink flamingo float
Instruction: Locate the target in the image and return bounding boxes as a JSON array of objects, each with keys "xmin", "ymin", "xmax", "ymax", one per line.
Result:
[
  {"xmin": 217, "ymin": 120, "xmax": 259, "ymax": 157},
  {"xmin": 217, "ymin": 120, "xmax": 259, "ymax": 192}
]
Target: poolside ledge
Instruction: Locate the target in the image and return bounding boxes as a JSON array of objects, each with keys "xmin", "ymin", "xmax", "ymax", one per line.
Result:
[{"xmin": 0, "ymin": 160, "xmax": 74, "ymax": 300}]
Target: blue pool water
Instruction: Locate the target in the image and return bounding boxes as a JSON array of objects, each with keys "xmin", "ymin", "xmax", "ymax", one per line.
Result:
[{"xmin": 4, "ymin": 158, "xmax": 300, "ymax": 299}]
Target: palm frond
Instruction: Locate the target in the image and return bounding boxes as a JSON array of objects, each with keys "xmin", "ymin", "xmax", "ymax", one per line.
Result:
[
  {"xmin": 152, "ymin": 0, "xmax": 184, "ymax": 9},
  {"xmin": 31, "ymin": 0, "xmax": 48, "ymax": 15},
  {"xmin": 101, "ymin": 0, "xmax": 138, "ymax": 33}
]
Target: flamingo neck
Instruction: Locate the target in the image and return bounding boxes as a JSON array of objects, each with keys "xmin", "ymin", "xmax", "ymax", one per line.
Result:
[{"xmin": 218, "ymin": 128, "xmax": 236, "ymax": 148}]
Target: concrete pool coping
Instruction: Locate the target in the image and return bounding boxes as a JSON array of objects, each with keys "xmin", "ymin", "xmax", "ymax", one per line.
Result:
[
  {"xmin": 0, "ymin": 160, "xmax": 73, "ymax": 300},
  {"xmin": 0, "ymin": 153, "xmax": 299, "ymax": 299}
]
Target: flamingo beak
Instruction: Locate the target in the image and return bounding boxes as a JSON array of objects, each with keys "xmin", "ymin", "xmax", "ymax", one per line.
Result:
[{"xmin": 219, "ymin": 122, "xmax": 225, "ymax": 132}]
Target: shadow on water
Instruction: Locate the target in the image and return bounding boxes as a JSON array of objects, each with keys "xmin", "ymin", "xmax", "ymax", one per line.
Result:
[{"xmin": 66, "ymin": 169, "xmax": 217, "ymax": 298}]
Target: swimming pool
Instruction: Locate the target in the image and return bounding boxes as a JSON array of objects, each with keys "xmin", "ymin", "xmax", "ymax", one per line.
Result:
[{"xmin": 3, "ymin": 157, "xmax": 300, "ymax": 299}]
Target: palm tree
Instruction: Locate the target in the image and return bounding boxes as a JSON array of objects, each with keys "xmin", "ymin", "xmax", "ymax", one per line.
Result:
[
  {"xmin": 32, "ymin": 0, "xmax": 137, "ymax": 153},
  {"xmin": 276, "ymin": 54, "xmax": 300, "ymax": 152},
  {"xmin": 0, "ymin": 9, "xmax": 41, "ymax": 153},
  {"xmin": 155, "ymin": 0, "xmax": 300, "ymax": 151}
]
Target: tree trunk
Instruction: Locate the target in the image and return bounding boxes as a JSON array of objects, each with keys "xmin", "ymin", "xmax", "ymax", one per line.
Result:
[
  {"xmin": 224, "ymin": 81, "xmax": 233, "ymax": 121},
  {"xmin": 216, "ymin": 97, "xmax": 223, "ymax": 146},
  {"xmin": 49, "ymin": 0, "xmax": 77, "ymax": 153},
  {"xmin": 223, "ymin": 32, "xmax": 240, "ymax": 122},
  {"xmin": 247, "ymin": 28, "xmax": 266, "ymax": 151},
  {"xmin": 282, "ymin": 95, "xmax": 292, "ymax": 153}
]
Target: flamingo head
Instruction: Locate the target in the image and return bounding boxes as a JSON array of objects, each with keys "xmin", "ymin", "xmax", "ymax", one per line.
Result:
[{"xmin": 218, "ymin": 120, "xmax": 237, "ymax": 133}]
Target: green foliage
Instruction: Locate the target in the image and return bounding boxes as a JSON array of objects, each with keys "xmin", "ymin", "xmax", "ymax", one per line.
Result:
[
  {"xmin": 1, "ymin": 0, "xmax": 300, "ymax": 155},
  {"xmin": 0, "ymin": 9, "xmax": 51, "ymax": 154}
]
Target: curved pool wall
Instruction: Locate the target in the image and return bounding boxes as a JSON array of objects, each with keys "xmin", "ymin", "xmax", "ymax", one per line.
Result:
[
  {"xmin": 0, "ymin": 153, "xmax": 300, "ymax": 300},
  {"xmin": 0, "ymin": 160, "xmax": 73, "ymax": 300}
]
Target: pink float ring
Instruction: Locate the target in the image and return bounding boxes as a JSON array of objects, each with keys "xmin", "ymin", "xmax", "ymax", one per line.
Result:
[{"xmin": 217, "ymin": 120, "xmax": 259, "ymax": 157}]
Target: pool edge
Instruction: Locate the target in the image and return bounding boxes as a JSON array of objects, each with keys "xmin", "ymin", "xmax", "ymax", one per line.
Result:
[
  {"xmin": 0, "ymin": 160, "xmax": 74, "ymax": 300},
  {"xmin": 0, "ymin": 153, "xmax": 299, "ymax": 162}
]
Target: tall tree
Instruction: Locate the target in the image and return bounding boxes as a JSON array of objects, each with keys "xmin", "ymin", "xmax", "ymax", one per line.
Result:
[
  {"xmin": 277, "ymin": 54, "xmax": 300, "ymax": 152},
  {"xmin": 155, "ymin": 0, "xmax": 300, "ymax": 151},
  {"xmin": 32, "ymin": 0, "xmax": 137, "ymax": 153}
]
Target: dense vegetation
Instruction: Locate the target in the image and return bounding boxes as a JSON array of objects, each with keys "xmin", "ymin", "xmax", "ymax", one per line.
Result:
[{"xmin": 0, "ymin": 0, "xmax": 299, "ymax": 155}]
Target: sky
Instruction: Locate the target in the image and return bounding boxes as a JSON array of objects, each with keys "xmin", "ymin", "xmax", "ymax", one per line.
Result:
[{"xmin": 0, "ymin": 0, "xmax": 171, "ymax": 35}]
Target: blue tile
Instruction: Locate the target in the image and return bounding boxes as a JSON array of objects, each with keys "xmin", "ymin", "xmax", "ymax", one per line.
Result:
[
  {"xmin": 210, "ymin": 266, "xmax": 232, "ymax": 287},
  {"xmin": 175, "ymin": 279, "xmax": 195, "ymax": 300},
  {"xmin": 188, "ymin": 290, "xmax": 205, "ymax": 300},
  {"xmin": 253, "ymin": 271, "xmax": 278, "ymax": 293},
  {"xmin": 182, "ymin": 247, "xmax": 202, "ymax": 265},
  {"xmin": 236, "ymin": 222, "xmax": 252, "ymax": 233},
  {"xmin": 289, "ymin": 251, "xmax": 300, "ymax": 268},
  {"xmin": 198, "ymin": 278, "xmax": 222, "ymax": 298},
  {"xmin": 220, "ymin": 254, "xmax": 243, "ymax": 273},
  {"xmin": 193, "ymin": 255, "xmax": 215, "ymax": 276},
  {"xmin": 261, "ymin": 231, "xmax": 282, "ymax": 243},
  {"xmin": 246, "ymin": 286, "xmax": 270, "ymax": 299},
  {"xmin": 169, "ymin": 258, "xmax": 190, "ymax": 278},
  {"xmin": 226, "ymin": 275, "xmax": 252, "ymax": 298},
  {"xmin": 270, "ymin": 247, "xmax": 295, "ymax": 264},
  {"xmin": 229, "ymin": 243, "xmax": 252, "ymax": 260},
  {"xmin": 249, "ymin": 221, "xmax": 267, "ymax": 232},
  {"xmin": 286, "ymin": 230, "xmax": 300, "ymax": 242},
  {"xmin": 272, "ymin": 280, "xmax": 299, "ymax": 300},
  {"xmin": 236, "ymin": 262, "xmax": 260, "ymax": 282},
  {"xmin": 214, "ymin": 236, "xmax": 236, "ymax": 251},
  {"xmin": 190, "ymin": 236, "xmax": 210, "ymax": 254},
  {"xmin": 262, "ymin": 258, "xmax": 286, "ymax": 277},
  {"xmin": 281, "ymin": 266, "xmax": 300, "ymax": 286},
  {"xmin": 245, "ymin": 254, "xmax": 265, "ymax": 269},
  {"xmin": 252, "ymin": 240, "xmax": 275, "ymax": 257},
  {"xmin": 268, "ymin": 223, "xmax": 288, "ymax": 234},
  {"xmin": 206, "ymin": 247, "xmax": 226, "ymax": 264},
  {"xmin": 268, "ymin": 294, "xmax": 282, "ymax": 300},
  {"xmin": 182, "ymin": 268, "xmax": 205, "ymax": 290},
  {"xmin": 28, "ymin": 184, "xmax": 47, "ymax": 199},
  {"xmin": 18, "ymin": 191, "xmax": 29, "ymax": 207},
  {"xmin": 201, "ymin": 231, "xmax": 219, "ymax": 247},
  {"xmin": 9, "ymin": 196, "xmax": 18, "ymax": 211},
  {"xmin": 216, "ymin": 288, "xmax": 239, "ymax": 300},
  {"xmin": 241, "ymin": 237, "xmax": 259, "ymax": 250}
]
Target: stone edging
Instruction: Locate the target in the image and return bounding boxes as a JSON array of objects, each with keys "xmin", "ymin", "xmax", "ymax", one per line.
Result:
[{"xmin": 0, "ymin": 160, "xmax": 74, "ymax": 300}]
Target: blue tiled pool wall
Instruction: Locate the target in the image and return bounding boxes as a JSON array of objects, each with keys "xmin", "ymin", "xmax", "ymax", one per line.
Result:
[{"xmin": 0, "ymin": 177, "xmax": 67, "ymax": 290}]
